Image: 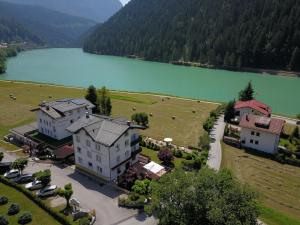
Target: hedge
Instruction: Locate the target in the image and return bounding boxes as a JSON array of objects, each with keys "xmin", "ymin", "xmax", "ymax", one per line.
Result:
[{"xmin": 0, "ymin": 176, "xmax": 71, "ymax": 225}]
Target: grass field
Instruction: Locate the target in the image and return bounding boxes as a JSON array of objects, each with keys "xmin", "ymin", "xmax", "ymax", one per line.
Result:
[
  {"xmin": 0, "ymin": 81, "xmax": 217, "ymax": 149},
  {"xmin": 221, "ymin": 143, "xmax": 300, "ymax": 224},
  {"xmin": 0, "ymin": 183, "xmax": 61, "ymax": 225}
]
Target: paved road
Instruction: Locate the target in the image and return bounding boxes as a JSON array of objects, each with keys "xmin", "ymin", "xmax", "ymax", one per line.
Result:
[
  {"xmin": 0, "ymin": 149, "xmax": 156, "ymax": 225},
  {"xmin": 272, "ymin": 115, "xmax": 299, "ymax": 126},
  {"xmin": 207, "ymin": 115, "xmax": 225, "ymax": 171}
]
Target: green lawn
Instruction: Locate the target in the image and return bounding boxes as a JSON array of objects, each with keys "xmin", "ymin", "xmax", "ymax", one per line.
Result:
[
  {"xmin": 0, "ymin": 81, "xmax": 216, "ymax": 148},
  {"xmin": 0, "ymin": 183, "xmax": 61, "ymax": 225},
  {"xmin": 141, "ymin": 147, "xmax": 185, "ymax": 169},
  {"xmin": 221, "ymin": 143, "xmax": 300, "ymax": 224}
]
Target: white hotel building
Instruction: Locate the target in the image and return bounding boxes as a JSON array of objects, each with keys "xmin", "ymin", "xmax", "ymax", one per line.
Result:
[
  {"xmin": 32, "ymin": 99, "xmax": 94, "ymax": 140},
  {"xmin": 67, "ymin": 114, "xmax": 143, "ymax": 181}
]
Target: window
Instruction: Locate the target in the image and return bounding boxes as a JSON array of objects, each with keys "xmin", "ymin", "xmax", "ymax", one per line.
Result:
[
  {"xmin": 115, "ymin": 144, "xmax": 120, "ymax": 152},
  {"xmin": 78, "ymin": 157, "xmax": 82, "ymax": 163},
  {"xmin": 97, "ymin": 166, "xmax": 102, "ymax": 173},
  {"xmin": 76, "ymin": 135, "xmax": 80, "ymax": 143},
  {"xmin": 256, "ymin": 132, "xmax": 260, "ymax": 137},
  {"xmin": 96, "ymin": 144, "xmax": 101, "ymax": 151},
  {"xmin": 125, "ymin": 151, "xmax": 130, "ymax": 158},
  {"xmin": 70, "ymin": 120, "xmax": 74, "ymax": 124},
  {"xmin": 88, "ymin": 162, "xmax": 93, "ymax": 168},
  {"xmin": 125, "ymin": 140, "xmax": 129, "ymax": 147},
  {"xmin": 86, "ymin": 139, "xmax": 90, "ymax": 147},
  {"xmin": 255, "ymin": 141, "xmax": 259, "ymax": 145},
  {"xmin": 117, "ymin": 168, "xmax": 121, "ymax": 174},
  {"xmin": 87, "ymin": 151, "xmax": 92, "ymax": 158},
  {"xmin": 125, "ymin": 131, "xmax": 128, "ymax": 137},
  {"xmin": 251, "ymin": 131, "xmax": 255, "ymax": 135},
  {"xmin": 40, "ymin": 119, "xmax": 42, "ymax": 123},
  {"xmin": 77, "ymin": 147, "xmax": 81, "ymax": 153},
  {"xmin": 96, "ymin": 155, "xmax": 101, "ymax": 162},
  {"xmin": 250, "ymin": 139, "xmax": 253, "ymax": 144},
  {"xmin": 53, "ymin": 127, "xmax": 56, "ymax": 132},
  {"xmin": 116, "ymin": 156, "xmax": 120, "ymax": 163}
]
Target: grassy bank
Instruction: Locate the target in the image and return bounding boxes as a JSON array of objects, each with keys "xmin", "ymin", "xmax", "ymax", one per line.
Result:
[
  {"xmin": 0, "ymin": 183, "xmax": 61, "ymax": 225},
  {"xmin": 221, "ymin": 143, "xmax": 300, "ymax": 223},
  {"xmin": 0, "ymin": 80, "xmax": 216, "ymax": 149}
]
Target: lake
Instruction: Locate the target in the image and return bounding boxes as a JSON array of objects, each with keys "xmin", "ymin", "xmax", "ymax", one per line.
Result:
[{"xmin": 1, "ymin": 48, "xmax": 300, "ymax": 116}]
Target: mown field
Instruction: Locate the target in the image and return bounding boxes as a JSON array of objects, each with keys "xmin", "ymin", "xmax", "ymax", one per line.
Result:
[
  {"xmin": 0, "ymin": 80, "xmax": 217, "ymax": 149},
  {"xmin": 221, "ymin": 143, "xmax": 300, "ymax": 225},
  {"xmin": 0, "ymin": 183, "xmax": 61, "ymax": 225}
]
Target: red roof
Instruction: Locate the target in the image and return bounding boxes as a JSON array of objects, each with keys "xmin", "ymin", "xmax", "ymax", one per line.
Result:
[
  {"xmin": 234, "ymin": 100, "xmax": 271, "ymax": 116},
  {"xmin": 239, "ymin": 114, "xmax": 284, "ymax": 135},
  {"xmin": 54, "ymin": 145, "xmax": 74, "ymax": 159}
]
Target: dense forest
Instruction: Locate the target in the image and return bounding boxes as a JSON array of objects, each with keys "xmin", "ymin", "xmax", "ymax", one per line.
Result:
[
  {"xmin": 0, "ymin": 18, "xmax": 44, "ymax": 45},
  {"xmin": 0, "ymin": 46, "xmax": 20, "ymax": 74},
  {"xmin": 0, "ymin": 1, "xmax": 96, "ymax": 47},
  {"xmin": 3, "ymin": 0, "xmax": 122, "ymax": 22},
  {"xmin": 84, "ymin": 0, "xmax": 300, "ymax": 71}
]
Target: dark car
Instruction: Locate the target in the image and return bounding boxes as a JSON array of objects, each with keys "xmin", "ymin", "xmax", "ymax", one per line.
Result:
[
  {"xmin": 13, "ymin": 174, "xmax": 34, "ymax": 184},
  {"xmin": 0, "ymin": 162, "xmax": 12, "ymax": 175}
]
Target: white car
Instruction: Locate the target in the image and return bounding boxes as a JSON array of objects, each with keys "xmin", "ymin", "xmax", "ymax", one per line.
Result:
[
  {"xmin": 4, "ymin": 169, "xmax": 20, "ymax": 179},
  {"xmin": 37, "ymin": 185, "xmax": 57, "ymax": 197},
  {"xmin": 25, "ymin": 180, "xmax": 43, "ymax": 190}
]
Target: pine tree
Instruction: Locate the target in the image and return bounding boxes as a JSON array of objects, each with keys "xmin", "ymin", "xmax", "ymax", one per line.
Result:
[
  {"xmin": 239, "ymin": 81, "xmax": 254, "ymax": 101},
  {"xmin": 224, "ymin": 99, "xmax": 236, "ymax": 122},
  {"xmin": 85, "ymin": 85, "xmax": 98, "ymax": 113}
]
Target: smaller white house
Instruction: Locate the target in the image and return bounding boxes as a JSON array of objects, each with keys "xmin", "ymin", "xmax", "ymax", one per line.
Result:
[
  {"xmin": 67, "ymin": 114, "xmax": 144, "ymax": 181},
  {"xmin": 239, "ymin": 114, "xmax": 285, "ymax": 154},
  {"xmin": 234, "ymin": 100, "xmax": 271, "ymax": 121},
  {"xmin": 32, "ymin": 99, "xmax": 94, "ymax": 140}
]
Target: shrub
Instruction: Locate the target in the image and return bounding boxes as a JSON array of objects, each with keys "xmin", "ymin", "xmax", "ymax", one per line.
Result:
[
  {"xmin": 132, "ymin": 179, "xmax": 151, "ymax": 195},
  {"xmin": 18, "ymin": 212, "xmax": 32, "ymax": 224},
  {"xmin": 158, "ymin": 148, "xmax": 173, "ymax": 165},
  {"xmin": 173, "ymin": 149, "xmax": 183, "ymax": 158},
  {"xmin": 8, "ymin": 203, "xmax": 20, "ymax": 215},
  {"xmin": 118, "ymin": 194, "xmax": 146, "ymax": 209},
  {"xmin": 0, "ymin": 215, "xmax": 8, "ymax": 225},
  {"xmin": 79, "ymin": 217, "xmax": 90, "ymax": 225},
  {"xmin": 185, "ymin": 153, "xmax": 193, "ymax": 160},
  {"xmin": 0, "ymin": 196, "xmax": 8, "ymax": 206}
]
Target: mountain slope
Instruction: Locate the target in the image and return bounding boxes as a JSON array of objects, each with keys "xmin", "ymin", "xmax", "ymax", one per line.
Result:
[
  {"xmin": 0, "ymin": 1, "xmax": 96, "ymax": 47},
  {"xmin": 84, "ymin": 0, "xmax": 300, "ymax": 71},
  {"xmin": 0, "ymin": 18, "xmax": 44, "ymax": 45},
  {"xmin": 3, "ymin": 0, "xmax": 122, "ymax": 22}
]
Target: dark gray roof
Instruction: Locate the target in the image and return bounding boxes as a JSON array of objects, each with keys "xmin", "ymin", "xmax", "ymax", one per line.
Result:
[
  {"xmin": 67, "ymin": 115, "xmax": 142, "ymax": 147},
  {"xmin": 36, "ymin": 98, "xmax": 94, "ymax": 119},
  {"xmin": 9, "ymin": 122, "xmax": 38, "ymax": 136}
]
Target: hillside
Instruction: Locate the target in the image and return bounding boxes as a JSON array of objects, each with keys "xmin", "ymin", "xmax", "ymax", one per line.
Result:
[
  {"xmin": 0, "ymin": 18, "xmax": 43, "ymax": 45},
  {"xmin": 3, "ymin": 0, "xmax": 122, "ymax": 22},
  {"xmin": 0, "ymin": 1, "xmax": 96, "ymax": 47},
  {"xmin": 84, "ymin": 0, "xmax": 300, "ymax": 71}
]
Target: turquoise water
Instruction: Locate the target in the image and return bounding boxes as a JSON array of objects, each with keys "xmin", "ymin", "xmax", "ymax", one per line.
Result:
[{"xmin": 1, "ymin": 48, "xmax": 300, "ymax": 115}]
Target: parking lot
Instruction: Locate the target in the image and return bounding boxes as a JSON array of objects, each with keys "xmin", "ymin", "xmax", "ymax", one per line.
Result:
[{"xmin": 1, "ymin": 149, "xmax": 156, "ymax": 225}]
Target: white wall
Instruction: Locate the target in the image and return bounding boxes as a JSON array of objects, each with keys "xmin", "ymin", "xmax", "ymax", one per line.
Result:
[
  {"xmin": 236, "ymin": 108, "xmax": 264, "ymax": 120},
  {"xmin": 37, "ymin": 107, "xmax": 92, "ymax": 140},
  {"xmin": 73, "ymin": 128, "xmax": 140, "ymax": 181},
  {"xmin": 240, "ymin": 128, "xmax": 279, "ymax": 154}
]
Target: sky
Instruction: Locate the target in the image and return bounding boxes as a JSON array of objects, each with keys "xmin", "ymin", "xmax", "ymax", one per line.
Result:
[{"xmin": 119, "ymin": 0, "xmax": 130, "ymax": 6}]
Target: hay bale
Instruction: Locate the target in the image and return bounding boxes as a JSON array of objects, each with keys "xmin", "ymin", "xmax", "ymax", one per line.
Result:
[{"xmin": 172, "ymin": 116, "xmax": 176, "ymax": 120}]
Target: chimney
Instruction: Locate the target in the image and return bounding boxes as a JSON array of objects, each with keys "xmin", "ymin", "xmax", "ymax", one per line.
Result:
[
  {"xmin": 86, "ymin": 111, "xmax": 90, "ymax": 119},
  {"xmin": 46, "ymin": 106, "xmax": 50, "ymax": 111},
  {"xmin": 127, "ymin": 121, "xmax": 131, "ymax": 126}
]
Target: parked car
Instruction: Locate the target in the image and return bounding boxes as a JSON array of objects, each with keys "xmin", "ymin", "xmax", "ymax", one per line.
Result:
[
  {"xmin": 13, "ymin": 174, "xmax": 34, "ymax": 184},
  {"xmin": 4, "ymin": 169, "xmax": 20, "ymax": 179},
  {"xmin": 37, "ymin": 185, "xmax": 57, "ymax": 197},
  {"xmin": 25, "ymin": 180, "xmax": 43, "ymax": 190},
  {"xmin": 0, "ymin": 162, "xmax": 12, "ymax": 175}
]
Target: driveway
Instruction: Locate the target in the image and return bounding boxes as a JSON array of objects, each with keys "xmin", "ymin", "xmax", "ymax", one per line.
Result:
[
  {"xmin": 207, "ymin": 115, "xmax": 225, "ymax": 171},
  {"xmin": 0, "ymin": 149, "xmax": 156, "ymax": 225}
]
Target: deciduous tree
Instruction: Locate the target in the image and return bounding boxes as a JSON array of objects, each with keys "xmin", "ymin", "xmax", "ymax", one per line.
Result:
[
  {"xmin": 33, "ymin": 169, "xmax": 51, "ymax": 187},
  {"xmin": 57, "ymin": 183, "xmax": 74, "ymax": 209},
  {"xmin": 224, "ymin": 99, "xmax": 236, "ymax": 122},
  {"xmin": 146, "ymin": 168, "xmax": 259, "ymax": 225},
  {"xmin": 85, "ymin": 85, "xmax": 98, "ymax": 113},
  {"xmin": 11, "ymin": 158, "xmax": 28, "ymax": 174}
]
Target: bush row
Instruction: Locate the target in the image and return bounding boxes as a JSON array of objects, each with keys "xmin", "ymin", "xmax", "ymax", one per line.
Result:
[
  {"xmin": 0, "ymin": 176, "xmax": 72, "ymax": 225},
  {"xmin": 203, "ymin": 105, "xmax": 225, "ymax": 133},
  {"xmin": 118, "ymin": 193, "xmax": 146, "ymax": 209}
]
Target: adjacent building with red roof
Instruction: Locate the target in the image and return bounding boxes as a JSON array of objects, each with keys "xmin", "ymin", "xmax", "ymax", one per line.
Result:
[
  {"xmin": 234, "ymin": 100, "xmax": 272, "ymax": 120},
  {"xmin": 239, "ymin": 114, "xmax": 285, "ymax": 154}
]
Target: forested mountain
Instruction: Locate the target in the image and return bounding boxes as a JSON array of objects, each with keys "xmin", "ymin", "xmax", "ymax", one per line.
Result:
[
  {"xmin": 0, "ymin": 18, "xmax": 44, "ymax": 45},
  {"xmin": 3, "ymin": 0, "xmax": 122, "ymax": 22},
  {"xmin": 84, "ymin": 0, "xmax": 300, "ymax": 71}
]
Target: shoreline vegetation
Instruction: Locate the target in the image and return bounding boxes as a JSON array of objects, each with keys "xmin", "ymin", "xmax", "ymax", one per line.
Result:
[{"xmin": 125, "ymin": 54, "xmax": 300, "ymax": 78}]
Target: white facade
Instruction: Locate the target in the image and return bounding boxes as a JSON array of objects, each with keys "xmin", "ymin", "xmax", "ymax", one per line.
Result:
[
  {"xmin": 235, "ymin": 107, "xmax": 265, "ymax": 120},
  {"xmin": 240, "ymin": 128, "xmax": 280, "ymax": 154},
  {"xmin": 73, "ymin": 128, "xmax": 140, "ymax": 181},
  {"xmin": 37, "ymin": 107, "xmax": 92, "ymax": 140}
]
